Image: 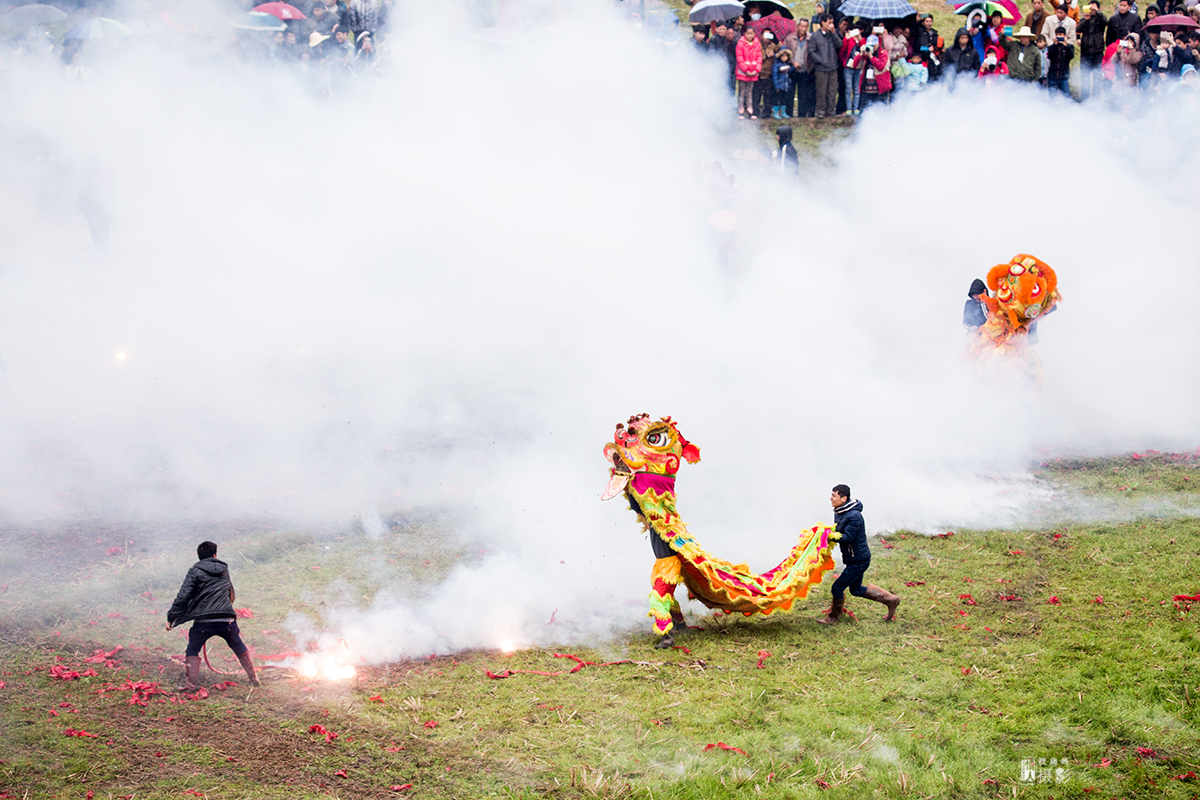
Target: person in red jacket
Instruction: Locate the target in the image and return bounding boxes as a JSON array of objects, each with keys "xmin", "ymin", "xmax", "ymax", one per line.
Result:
[
  {"xmin": 978, "ymin": 45, "xmax": 1011, "ymax": 78},
  {"xmin": 735, "ymin": 26, "xmax": 764, "ymax": 118},
  {"xmin": 856, "ymin": 35, "xmax": 893, "ymax": 107}
]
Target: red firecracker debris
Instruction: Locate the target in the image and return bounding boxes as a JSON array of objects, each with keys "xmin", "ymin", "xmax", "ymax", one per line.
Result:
[
  {"xmin": 485, "ymin": 670, "xmax": 513, "ymax": 679},
  {"xmin": 141, "ymin": 591, "xmax": 156, "ymax": 601},
  {"xmin": 1008, "ymin": 550, "xmax": 1023, "ymax": 555},
  {"xmin": 389, "ymin": 784, "xmax": 414, "ymax": 792},
  {"xmin": 106, "ymin": 547, "xmax": 123, "ymax": 556},
  {"xmin": 235, "ymin": 608, "xmax": 254, "ymax": 618},
  {"xmin": 982, "ymin": 778, "xmax": 999, "ymax": 786},
  {"xmin": 1052, "ymin": 533, "xmax": 1064, "ymax": 540},
  {"xmin": 63, "ymin": 728, "xmax": 99, "ymax": 738},
  {"xmin": 755, "ymin": 650, "xmax": 771, "ymax": 669},
  {"xmin": 535, "ymin": 704, "xmax": 562, "ymax": 710},
  {"xmin": 83, "ymin": 646, "xmax": 123, "ymax": 663},
  {"xmin": 423, "ymin": 720, "xmax": 439, "ymax": 729},
  {"xmin": 879, "ymin": 538, "xmax": 894, "ymax": 549},
  {"xmin": 334, "ymin": 770, "xmax": 348, "ymax": 778},
  {"xmin": 106, "ymin": 612, "xmax": 127, "ymax": 620},
  {"xmin": 672, "ymin": 644, "xmax": 692, "ymax": 654},
  {"xmin": 959, "ymin": 594, "xmax": 977, "ymax": 606},
  {"xmin": 1095, "ymin": 757, "xmax": 1113, "ymax": 768},
  {"xmin": 933, "ymin": 531, "xmax": 955, "ymax": 539},
  {"xmin": 998, "ymin": 594, "xmax": 1022, "ymax": 602},
  {"xmin": 961, "ymin": 667, "xmax": 972, "ymax": 675},
  {"xmin": 1136, "ymin": 747, "xmax": 1158, "ymax": 758},
  {"xmin": 904, "ymin": 581, "xmax": 925, "ymax": 587},
  {"xmin": 1172, "ymin": 771, "xmax": 1197, "ymax": 781},
  {"xmin": 815, "ymin": 778, "xmax": 831, "ymax": 789},
  {"xmin": 1093, "ymin": 596, "xmax": 1104, "ymax": 604},
  {"xmin": 182, "ymin": 791, "xmax": 205, "ymax": 797},
  {"xmin": 211, "ymin": 681, "xmax": 238, "ymax": 691},
  {"xmin": 1047, "ymin": 596, "xmax": 1062, "ymax": 605},
  {"xmin": 309, "ymin": 724, "xmax": 338, "ymax": 743},
  {"xmin": 702, "ymin": 742, "xmax": 748, "ymax": 756},
  {"xmin": 368, "ymin": 695, "xmax": 384, "ymax": 702}
]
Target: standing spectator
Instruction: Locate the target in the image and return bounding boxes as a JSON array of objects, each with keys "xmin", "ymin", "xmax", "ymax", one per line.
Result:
[
  {"xmin": 840, "ymin": 27, "xmax": 865, "ymax": 116},
  {"xmin": 1007, "ymin": 25, "xmax": 1043, "ymax": 79},
  {"xmin": 808, "ymin": 13, "xmax": 843, "ymax": 118},
  {"xmin": 1106, "ymin": 0, "xmax": 1142, "ymax": 45},
  {"xmin": 302, "ymin": 1, "xmax": 336, "ymax": 39},
  {"xmin": 963, "ymin": 279, "xmax": 989, "ymax": 330},
  {"xmin": 346, "ymin": 0, "xmax": 383, "ymax": 38},
  {"xmin": 691, "ymin": 25, "xmax": 708, "ymax": 52},
  {"xmin": 811, "ymin": 1, "xmax": 827, "ymax": 30},
  {"xmin": 1106, "ymin": 32, "xmax": 1143, "ymax": 90},
  {"xmin": 1025, "ymin": 0, "xmax": 1054, "ymax": 38},
  {"xmin": 1079, "ymin": 0, "xmax": 1108, "ymax": 97},
  {"xmin": 947, "ymin": 27, "xmax": 982, "ymax": 77},
  {"xmin": 790, "ymin": 19, "xmax": 816, "ymax": 117},
  {"xmin": 914, "ymin": 13, "xmax": 943, "ymax": 80},
  {"xmin": 1047, "ymin": 25, "xmax": 1075, "ymax": 93},
  {"xmin": 708, "ymin": 21, "xmax": 735, "ymax": 85},
  {"xmin": 771, "ymin": 47, "xmax": 795, "ymax": 117},
  {"xmin": 735, "ymin": 26, "xmax": 764, "ymax": 119},
  {"xmin": 1143, "ymin": 3, "xmax": 1162, "ymax": 23},
  {"xmin": 858, "ymin": 34, "xmax": 892, "ymax": 107},
  {"xmin": 754, "ymin": 30, "xmax": 778, "ymax": 119},
  {"xmin": 1050, "ymin": 3, "xmax": 1078, "ymax": 43},
  {"xmin": 723, "ymin": 23, "xmax": 741, "ymax": 84},
  {"xmin": 986, "ymin": 10, "xmax": 1009, "ymax": 59},
  {"xmin": 1050, "ymin": 0, "xmax": 1082, "ymax": 21}
]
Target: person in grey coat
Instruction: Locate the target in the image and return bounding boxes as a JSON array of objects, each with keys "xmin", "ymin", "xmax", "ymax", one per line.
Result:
[
  {"xmin": 807, "ymin": 14, "xmax": 843, "ymax": 117},
  {"xmin": 166, "ymin": 541, "xmax": 260, "ymax": 691}
]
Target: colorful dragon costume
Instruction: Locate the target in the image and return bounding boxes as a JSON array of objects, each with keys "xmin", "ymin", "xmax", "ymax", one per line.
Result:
[
  {"xmin": 601, "ymin": 414, "xmax": 839, "ymax": 646},
  {"xmin": 967, "ymin": 254, "xmax": 1062, "ymax": 384}
]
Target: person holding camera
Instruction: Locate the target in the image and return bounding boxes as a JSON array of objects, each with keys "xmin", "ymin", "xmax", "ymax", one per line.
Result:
[
  {"xmin": 1047, "ymin": 25, "xmax": 1076, "ymax": 94},
  {"xmin": 856, "ymin": 34, "xmax": 893, "ymax": 107},
  {"xmin": 978, "ymin": 45, "xmax": 1011, "ymax": 78}
]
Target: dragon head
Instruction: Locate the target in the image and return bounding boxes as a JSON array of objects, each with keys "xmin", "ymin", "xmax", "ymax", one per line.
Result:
[
  {"xmin": 986, "ymin": 254, "xmax": 1060, "ymax": 328},
  {"xmin": 601, "ymin": 414, "xmax": 700, "ymax": 500}
]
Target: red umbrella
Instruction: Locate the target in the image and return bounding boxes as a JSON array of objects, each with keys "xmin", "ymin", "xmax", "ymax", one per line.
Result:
[
  {"xmin": 251, "ymin": 2, "xmax": 306, "ymax": 20},
  {"xmin": 1143, "ymin": 13, "xmax": 1200, "ymax": 29}
]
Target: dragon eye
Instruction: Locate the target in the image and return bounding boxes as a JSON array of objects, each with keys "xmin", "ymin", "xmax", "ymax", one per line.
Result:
[{"xmin": 645, "ymin": 431, "xmax": 669, "ymax": 447}]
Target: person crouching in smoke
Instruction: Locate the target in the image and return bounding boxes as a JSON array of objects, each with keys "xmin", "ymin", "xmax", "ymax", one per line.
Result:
[
  {"xmin": 818, "ymin": 485, "xmax": 901, "ymax": 623},
  {"xmin": 166, "ymin": 540, "xmax": 259, "ymax": 691}
]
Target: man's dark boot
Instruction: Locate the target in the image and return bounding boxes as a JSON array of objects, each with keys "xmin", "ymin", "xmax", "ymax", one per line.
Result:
[
  {"xmin": 236, "ymin": 651, "xmax": 261, "ymax": 686},
  {"xmin": 864, "ymin": 585, "xmax": 901, "ymax": 621},
  {"xmin": 176, "ymin": 656, "xmax": 201, "ymax": 692},
  {"xmin": 655, "ymin": 633, "xmax": 676, "ymax": 649},
  {"xmin": 670, "ymin": 609, "xmax": 687, "ymax": 633},
  {"xmin": 818, "ymin": 595, "xmax": 845, "ymax": 624}
]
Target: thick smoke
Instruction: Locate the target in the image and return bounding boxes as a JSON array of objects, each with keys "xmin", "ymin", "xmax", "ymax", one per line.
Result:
[{"xmin": 2, "ymin": 0, "xmax": 1200, "ymax": 661}]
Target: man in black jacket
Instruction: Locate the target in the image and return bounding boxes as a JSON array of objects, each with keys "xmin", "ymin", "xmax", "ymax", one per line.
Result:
[
  {"xmin": 1079, "ymin": 0, "xmax": 1108, "ymax": 98},
  {"xmin": 1105, "ymin": 0, "xmax": 1142, "ymax": 47},
  {"xmin": 166, "ymin": 541, "xmax": 259, "ymax": 691},
  {"xmin": 819, "ymin": 485, "xmax": 900, "ymax": 624}
]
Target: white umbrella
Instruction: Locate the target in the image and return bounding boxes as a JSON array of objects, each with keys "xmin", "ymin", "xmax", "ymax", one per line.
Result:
[{"xmin": 688, "ymin": 0, "xmax": 746, "ymax": 24}]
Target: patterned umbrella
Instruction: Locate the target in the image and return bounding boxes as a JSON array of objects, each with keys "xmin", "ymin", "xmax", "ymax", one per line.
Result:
[
  {"xmin": 1, "ymin": 3, "xmax": 67, "ymax": 26},
  {"xmin": 838, "ymin": 0, "xmax": 916, "ymax": 17},
  {"xmin": 65, "ymin": 17, "xmax": 133, "ymax": 39},
  {"xmin": 251, "ymin": 2, "xmax": 307, "ymax": 20},
  {"xmin": 748, "ymin": 11, "xmax": 798, "ymax": 38}
]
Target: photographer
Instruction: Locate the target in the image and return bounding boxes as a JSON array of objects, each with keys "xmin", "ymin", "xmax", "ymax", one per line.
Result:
[
  {"xmin": 1047, "ymin": 25, "xmax": 1075, "ymax": 94},
  {"xmin": 978, "ymin": 45, "xmax": 1011, "ymax": 78}
]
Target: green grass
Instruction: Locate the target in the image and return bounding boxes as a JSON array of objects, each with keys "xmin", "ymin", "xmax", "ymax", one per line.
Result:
[{"xmin": 4, "ymin": 456, "xmax": 1200, "ymax": 798}]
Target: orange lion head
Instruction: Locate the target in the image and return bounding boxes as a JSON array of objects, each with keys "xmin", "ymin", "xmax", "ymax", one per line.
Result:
[{"xmin": 986, "ymin": 254, "xmax": 1060, "ymax": 330}]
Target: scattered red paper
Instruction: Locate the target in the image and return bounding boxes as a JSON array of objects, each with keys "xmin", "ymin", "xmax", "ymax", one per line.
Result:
[
  {"xmin": 211, "ymin": 681, "xmax": 238, "ymax": 691},
  {"xmin": 755, "ymin": 650, "xmax": 771, "ymax": 669},
  {"xmin": 309, "ymin": 724, "xmax": 338, "ymax": 743},
  {"xmin": 959, "ymin": 594, "xmax": 977, "ymax": 606},
  {"xmin": 50, "ymin": 665, "xmax": 99, "ymax": 681},
  {"xmin": 368, "ymin": 695, "xmax": 384, "ymax": 703},
  {"xmin": 83, "ymin": 646, "xmax": 123, "ymax": 663},
  {"xmin": 815, "ymin": 778, "xmax": 831, "ymax": 789},
  {"xmin": 1093, "ymin": 596, "xmax": 1104, "ymax": 604},
  {"xmin": 1047, "ymin": 596, "xmax": 1062, "ymax": 605},
  {"xmin": 483, "ymin": 653, "xmax": 634, "ymax": 680},
  {"xmin": 334, "ymin": 769, "xmax": 348, "ymax": 778},
  {"xmin": 879, "ymin": 538, "xmax": 894, "ymax": 549},
  {"xmin": 957, "ymin": 610, "xmax": 969, "ymax": 617},
  {"xmin": 1136, "ymin": 747, "xmax": 1158, "ymax": 758},
  {"xmin": 235, "ymin": 608, "xmax": 254, "ymax": 619},
  {"xmin": 672, "ymin": 644, "xmax": 692, "ymax": 654},
  {"xmin": 1173, "ymin": 771, "xmax": 1197, "ymax": 781},
  {"xmin": 904, "ymin": 581, "xmax": 925, "ymax": 587},
  {"xmin": 1008, "ymin": 550, "xmax": 1023, "ymax": 555},
  {"xmin": 106, "ymin": 613, "xmax": 127, "ymax": 620},
  {"xmin": 384, "ymin": 745, "xmax": 405, "ymax": 752},
  {"xmin": 961, "ymin": 667, "xmax": 972, "ymax": 675},
  {"xmin": 998, "ymin": 595, "xmax": 1022, "ymax": 602},
  {"xmin": 702, "ymin": 742, "xmax": 748, "ymax": 756},
  {"xmin": 423, "ymin": 720, "xmax": 439, "ymax": 729},
  {"xmin": 933, "ymin": 531, "xmax": 955, "ymax": 539},
  {"xmin": 1095, "ymin": 757, "xmax": 1113, "ymax": 768},
  {"xmin": 63, "ymin": 728, "xmax": 99, "ymax": 738},
  {"xmin": 183, "ymin": 791, "xmax": 205, "ymax": 797},
  {"xmin": 389, "ymin": 784, "xmax": 414, "ymax": 792},
  {"xmin": 1174, "ymin": 594, "xmax": 1200, "ymax": 602},
  {"xmin": 155, "ymin": 752, "xmax": 165, "ymax": 758},
  {"xmin": 106, "ymin": 547, "xmax": 123, "ymax": 556},
  {"xmin": 485, "ymin": 670, "xmax": 514, "ymax": 679},
  {"xmin": 536, "ymin": 704, "xmax": 562, "ymax": 710},
  {"xmin": 1052, "ymin": 533, "xmax": 1064, "ymax": 540}
]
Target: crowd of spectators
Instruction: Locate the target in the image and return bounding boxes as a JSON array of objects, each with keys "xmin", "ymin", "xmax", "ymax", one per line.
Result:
[
  {"xmin": 690, "ymin": 0, "xmax": 1200, "ymax": 118},
  {"xmin": 0, "ymin": 0, "xmax": 393, "ymax": 93}
]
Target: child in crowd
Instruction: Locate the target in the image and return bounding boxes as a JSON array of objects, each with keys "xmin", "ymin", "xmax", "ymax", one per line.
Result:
[
  {"xmin": 1036, "ymin": 33, "xmax": 1050, "ymax": 87},
  {"xmin": 771, "ymin": 48, "xmax": 794, "ymax": 118},
  {"xmin": 902, "ymin": 52, "xmax": 929, "ymax": 91},
  {"xmin": 840, "ymin": 28, "xmax": 864, "ymax": 116},
  {"xmin": 755, "ymin": 30, "xmax": 778, "ymax": 119}
]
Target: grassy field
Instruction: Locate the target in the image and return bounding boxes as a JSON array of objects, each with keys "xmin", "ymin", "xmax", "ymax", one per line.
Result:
[{"xmin": 3, "ymin": 453, "xmax": 1200, "ymax": 799}]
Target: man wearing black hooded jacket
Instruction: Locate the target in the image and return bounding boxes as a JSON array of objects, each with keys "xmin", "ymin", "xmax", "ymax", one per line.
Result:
[
  {"xmin": 167, "ymin": 541, "xmax": 259, "ymax": 692},
  {"xmin": 818, "ymin": 485, "xmax": 900, "ymax": 624}
]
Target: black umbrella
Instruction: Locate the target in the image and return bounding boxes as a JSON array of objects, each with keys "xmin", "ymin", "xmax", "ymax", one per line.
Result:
[{"xmin": 1, "ymin": 3, "xmax": 66, "ymax": 25}]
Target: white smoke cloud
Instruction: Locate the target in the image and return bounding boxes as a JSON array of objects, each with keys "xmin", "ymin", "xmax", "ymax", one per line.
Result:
[{"xmin": 2, "ymin": 2, "xmax": 1199, "ymax": 662}]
